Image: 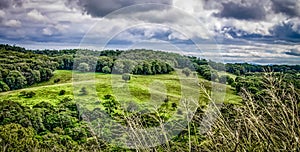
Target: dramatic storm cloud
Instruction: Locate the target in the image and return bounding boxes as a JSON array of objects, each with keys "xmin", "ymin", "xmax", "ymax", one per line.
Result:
[
  {"xmin": 0, "ymin": 0, "xmax": 23, "ymax": 9},
  {"xmin": 271, "ymin": 0, "xmax": 300, "ymax": 17},
  {"xmin": 270, "ymin": 19, "xmax": 300, "ymax": 42},
  {"xmin": 213, "ymin": 1, "xmax": 267, "ymax": 20},
  {"xmin": 286, "ymin": 48, "xmax": 300, "ymax": 56},
  {"xmin": 66, "ymin": 0, "xmax": 173, "ymax": 17}
]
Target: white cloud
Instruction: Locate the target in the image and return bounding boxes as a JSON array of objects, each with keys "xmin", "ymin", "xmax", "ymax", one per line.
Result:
[
  {"xmin": 27, "ymin": 9, "xmax": 47, "ymax": 21},
  {"xmin": 0, "ymin": 10, "xmax": 5, "ymax": 18},
  {"xmin": 4, "ymin": 19, "xmax": 22, "ymax": 27},
  {"xmin": 42, "ymin": 28, "xmax": 53, "ymax": 36}
]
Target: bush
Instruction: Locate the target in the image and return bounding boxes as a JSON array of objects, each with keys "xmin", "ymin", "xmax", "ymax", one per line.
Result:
[
  {"xmin": 54, "ymin": 78, "xmax": 61, "ymax": 83},
  {"xmin": 182, "ymin": 68, "xmax": 191, "ymax": 77},
  {"xmin": 59, "ymin": 90, "xmax": 66, "ymax": 95},
  {"xmin": 102, "ymin": 66, "xmax": 111, "ymax": 74},
  {"xmin": 227, "ymin": 77, "xmax": 234, "ymax": 85},
  {"xmin": 0, "ymin": 81, "xmax": 9, "ymax": 92},
  {"xmin": 19, "ymin": 91, "xmax": 36, "ymax": 98},
  {"xmin": 104, "ymin": 94, "xmax": 113, "ymax": 99},
  {"xmin": 78, "ymin": 63, "xmax": 90, "ymax": 72},
  {"xmin": 79, "ymin": 87, "xmax": 88, "ymax": 95},
  {"xmin": 122, "ymin": 73, "xmax": 131, "ymax": 82}
]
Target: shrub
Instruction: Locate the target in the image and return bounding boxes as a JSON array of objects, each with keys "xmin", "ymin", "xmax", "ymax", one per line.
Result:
[
  {"xmin": 102, "ymin": 66, "xmax": 111, "ymax": 74},
  {"xmin": 79, "ymin": 87, "xmax": 88, "ymax": 95},
  {"xmin": 171, "ymin": 102, "xmax": 177, "ymax": 108},
  {"xmin": 164, "ymin": 97, "xmax": 169, "ymax": 103},
  {"xmin": 19, "ymin": 91, "xmax": 36, "ymax": 98},
  {"xmin": 104, "ymin": 94, "xmax": 113, "ymax": 99},
  {"xmin": 227, "ymin": 77, "xmax": 234, "ymax": 85},
  {"xmin": 54, "ymin": 78, "xmax": 61, "ymax": 83},
  {"xmin": 0, "ymin": 81, "xmax": 9, "ymax": 92},
  {"xmin": 122, "ymin": 73, "xmax": 131, "ymax": 82},
  {"xmin": 182, "ymin": 68, "xmax": 191, "ymax": 77},
  {"xmin": 59, "ymin": 90, "xmax": 66, "ymax": 95},
  {"xmin": 78, "ymin": 63, "xmax": 90, "ymax": 72}
]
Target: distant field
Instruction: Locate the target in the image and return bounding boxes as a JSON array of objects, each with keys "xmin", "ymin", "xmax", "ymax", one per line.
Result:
[
  {"xmin": 0, "ymin": 70, "xmax": 241, "ymax": 107},
  {"xmin": 218, "ymin": 71, "xmax": 237, "ymax": 80}
]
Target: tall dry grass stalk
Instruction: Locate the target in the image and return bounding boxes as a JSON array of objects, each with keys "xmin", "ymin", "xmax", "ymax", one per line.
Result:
[{"xmin": 202, "ymin": 72, "xmax": 300, "ymax": 151}]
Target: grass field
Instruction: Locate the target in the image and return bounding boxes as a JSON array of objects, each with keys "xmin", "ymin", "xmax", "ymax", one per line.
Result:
[
  {"xmin": 0, "ymin": 70, "xmax": 241, "ymax": 107},
  {"xmin": 218, "ymin": 71, "xmax": 237, "ymax": 80}
]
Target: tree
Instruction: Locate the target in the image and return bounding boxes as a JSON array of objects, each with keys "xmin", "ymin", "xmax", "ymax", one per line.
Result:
[
  {"xmin": 133, "ymin": 64, "xmax": 143, "ymax": 75},
  {"xmin": 227, "ymin": 76, "xmax": 234, "ymax": 85},
  {"xmin": 79, "ymin": 87, "xmax": 88, "ymax": 95},
  {"xmin": 96, "ymin": 56, "xmax": 113, "ymax": 72},
  {"xmin": 59, "ymin": 90, "xmax": 66, "ymax": 96},
  {"xmin": 182, "ymin": 68, "xmax": 192, "ymax": 77},
  {"xmin": 39, "ymin": 68, "xmax": 53, "ymax": 82},
  {"xmin": 19, "ymin": 91, "xmax": 36, "ymax": 98},
  {"xmin": 0, "ymin": 81, "xmax": 9, "ymax": 92},
  {"xmin": 219, "ymin": 75, "xmax": 227, "ymax": 84},
  {"xmin": 122, "ymin": 73, "xmax": 131, "ymax": 82},
  {"xmin": 211, "ymin": 70, "xmax": 219, "ymax": 82},
  {"xmin": 102, "ymin": 66, "xmax": 111, "ymax": 74},
  {"xmin": 113, "ymin": 60, "xmax": 124, "ymax": 74},
  {"xmin": 5, "ymin": 70, "xmax": 27, "ymax": 90},
  {"xmin": 78, "ymin": 63, "xmax": 90, "ymax": 72},
  {"xmin": 32, "ymin": 70, "xmax": 41, "ymax": 82},
  {"xmin": 0, "ymin": 123, "xmax": 38, "ymax": 151},
  {"xmin": 142, "ymin": 61, "xmax": 152, "ymax": 75}
]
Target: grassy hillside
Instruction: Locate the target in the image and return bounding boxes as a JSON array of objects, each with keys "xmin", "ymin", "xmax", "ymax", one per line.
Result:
[{"xmin": 0, "ymin": 70, "xmax": 241, "ymax": 107}]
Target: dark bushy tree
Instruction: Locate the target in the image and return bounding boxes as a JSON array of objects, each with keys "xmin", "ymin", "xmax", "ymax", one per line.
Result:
[
  {"xmin": 0, "ymin": 81, "xmax": 9, "ymax": 92},
  {"xmin": 5, "ymin": 70, "xmax": 27, "ymax": 90},
  {"xmin": 102, "ymin": 66, "xmax": 111, "ymax": 74},
  {"xmin": 78, "ymin": 63, "xmax": 90, "ymax": 72},
  {"xmin": 122, "ymin": 73, "xmax": 131, "ymax": 82}
]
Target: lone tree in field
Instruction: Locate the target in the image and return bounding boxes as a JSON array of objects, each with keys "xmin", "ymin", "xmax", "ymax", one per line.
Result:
[
  {"xmin": 79, "ymin": 87, "xmax": 88, "ymax": 95},
  {"xmin": 182, "ymin": 68, "xmax": 191, "ymax": 77},
  {"xmin": 122, "ymin": 73, "xmax": 131, "ymax": 82},
  {"xmin": 78, "ymin": 63, "xmax": 90, "ymax": 72},
  {"xmin": 102, "ymin": 66, "xmax": 111, "ymax": 74}
]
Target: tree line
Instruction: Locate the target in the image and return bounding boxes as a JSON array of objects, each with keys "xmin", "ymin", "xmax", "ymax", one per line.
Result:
[
  {"xmin": 1, "ymin": 44, "xmax": 300, "ymax": 92},
  {"xmin": 0, "ymin": 49, "xmax": 57, "ymax": 92}
]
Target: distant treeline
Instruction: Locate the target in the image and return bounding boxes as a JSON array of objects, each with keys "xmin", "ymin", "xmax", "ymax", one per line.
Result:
[
  {"xmin": 1, "ymin": 44, "xmax": 300, "ymax": 91},
  {"xmin": 2, "ymin": 44, "xmax": 299, "ymax": 75}
]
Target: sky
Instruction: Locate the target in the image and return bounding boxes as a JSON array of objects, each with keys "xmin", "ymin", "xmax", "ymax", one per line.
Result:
[{"xmin": 0, "ymin": 0, "xmax": 300, "ymax": 64}]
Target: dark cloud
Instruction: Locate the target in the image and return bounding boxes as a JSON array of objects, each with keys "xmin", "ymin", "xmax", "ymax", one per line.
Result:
[
  {"xmin": 0, "ymin": 0, "xmax": 23, "ymax": 9},
  {"xmin": 270, "ymin": 21, "xmax": 300, "ymax": 42},
  {"xmin": 66, "ymin": 0, "xmax": 172, "ymax": 17},
  {"xmin": 285, "ymin": 48, "xmax": 300, "ymax": 56},
  {"xmin": 213, "ymin": 1, "xmax": 266, "ymax": 20},
  {"xmin": 271, "ymin": 0, "xmax": 300, "ymax": 17}
]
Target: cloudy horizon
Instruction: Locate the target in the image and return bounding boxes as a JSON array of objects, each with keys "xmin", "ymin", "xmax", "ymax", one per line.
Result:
[{"xmin": 0, "ymin": 0, "xmax": 300, "ymax": 64}]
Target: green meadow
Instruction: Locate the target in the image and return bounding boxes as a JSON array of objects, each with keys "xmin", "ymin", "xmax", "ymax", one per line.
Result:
[{"xmin": 0, "ymin": 70, "xmax": 241, "ymax": 107}]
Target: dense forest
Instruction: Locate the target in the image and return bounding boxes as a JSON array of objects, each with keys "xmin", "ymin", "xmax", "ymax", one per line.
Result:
[
  {"xmin": 0, "ymin": 44, "xmax": 300, "ymax": 151},
  {"xmin": 0, "ymin": 48, "xmax": 57, "ymax": 92}
]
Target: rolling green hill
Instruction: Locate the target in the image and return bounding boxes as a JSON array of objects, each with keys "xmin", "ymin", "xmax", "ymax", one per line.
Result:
[{"xmin": 0, "ymin": 70, "xmax": 241, "ymax": 107}]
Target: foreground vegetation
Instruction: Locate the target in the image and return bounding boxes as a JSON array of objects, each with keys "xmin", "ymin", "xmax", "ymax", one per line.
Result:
[
  {"xmin": 0, "ymin": 44, "xmax": 299, "ymax": 151},
  {"xmin": 0, "ymin": 71, "xmax": 299, "ymax": 151}
]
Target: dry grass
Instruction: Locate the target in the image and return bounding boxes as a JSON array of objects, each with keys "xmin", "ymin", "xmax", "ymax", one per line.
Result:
[{"xmin": 201, "ymin": 72, "xmax": 300, "ymax": 151}]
